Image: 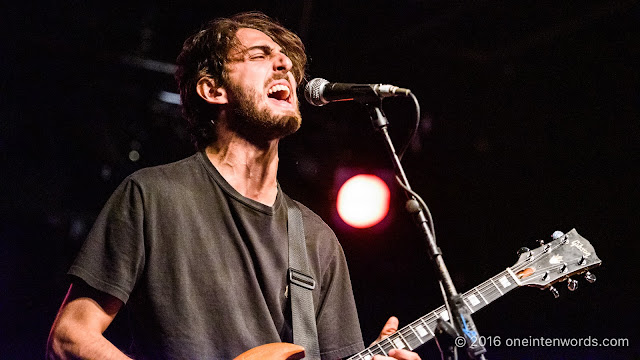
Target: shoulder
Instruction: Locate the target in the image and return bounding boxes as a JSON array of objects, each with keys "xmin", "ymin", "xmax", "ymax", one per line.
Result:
[
  {"xmin": 103, "ymin": 153, "xmax": 209, "ymax": 208},
  {"xmin": 292, "ymin": 199, "xmax": 336, "ymax": 239},
  {"xmin": 129, "ymin": 153, "xmax": 200, "ymax": 183},
  {"xmin": 125, "ymin": 153, "xmax": 203, "ymax": 191},
  {"xmin": 285, "ymin": 196, "xmax": 344, "ymax": 259}
]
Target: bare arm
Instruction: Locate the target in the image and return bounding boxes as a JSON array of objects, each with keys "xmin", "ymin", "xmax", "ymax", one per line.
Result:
[{"xmin": 47, "ymin": 282, "xmax": 131, "ymax": 360}]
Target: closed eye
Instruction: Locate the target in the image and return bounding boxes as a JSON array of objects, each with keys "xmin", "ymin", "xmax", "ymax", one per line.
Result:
[
  {"xmin": 246, "ymin": 46, "xmax": 273, "ymax": 61},
  {"xmin": 249, "ymin": 51, "xmax": 267, "ymax": 60}
]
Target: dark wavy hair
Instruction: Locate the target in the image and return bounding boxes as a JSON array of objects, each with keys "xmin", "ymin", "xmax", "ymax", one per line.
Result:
[{"xmin": 175, "ymin": 12, "xmax": 307, "ymax": 149}]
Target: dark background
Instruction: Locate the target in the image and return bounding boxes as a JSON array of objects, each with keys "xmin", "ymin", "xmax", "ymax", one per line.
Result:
[{"xmin": 2, "ymin": 1, "xmax": 638, "ymax": 359}]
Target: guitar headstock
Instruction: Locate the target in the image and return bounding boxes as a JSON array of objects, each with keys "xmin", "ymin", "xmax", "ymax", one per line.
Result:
[{"xmin": 511, "ymin": 229, "xmax": 601, "ymax": 294}]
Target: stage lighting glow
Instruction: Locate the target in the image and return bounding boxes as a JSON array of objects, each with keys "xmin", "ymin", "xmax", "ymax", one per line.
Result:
[{"xmin": 337, "ymin": 174, "xmax": 390, "ymax": 228}]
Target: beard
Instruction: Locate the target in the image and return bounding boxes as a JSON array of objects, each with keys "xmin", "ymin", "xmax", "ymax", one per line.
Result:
[{"xmin": 224, "ymin": 79, "xmax": 302, "ymax": 145}]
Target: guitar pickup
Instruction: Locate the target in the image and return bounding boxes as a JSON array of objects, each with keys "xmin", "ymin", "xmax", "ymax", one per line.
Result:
[{"xmin": 287, "ymin": 268, "xmax": 316, "ymax": 291}]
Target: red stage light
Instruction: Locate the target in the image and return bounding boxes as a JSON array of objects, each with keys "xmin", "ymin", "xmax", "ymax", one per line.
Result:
[{"xmin": 336, "ymin": 174, "xmax": 390, "ymax": 228}]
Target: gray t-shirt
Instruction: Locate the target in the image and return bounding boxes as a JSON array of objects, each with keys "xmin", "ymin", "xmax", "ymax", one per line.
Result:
[{"xmin": 69, "ymin": 152, "xmax": 364, "ymax": 359}]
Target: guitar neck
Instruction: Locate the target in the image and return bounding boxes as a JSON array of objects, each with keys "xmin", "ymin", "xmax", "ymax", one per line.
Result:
[{"xmin": 347, "ymin": 268, "xmax": 521, "ymax": 359}]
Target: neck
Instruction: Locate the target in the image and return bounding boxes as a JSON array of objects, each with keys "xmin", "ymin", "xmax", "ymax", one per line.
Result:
[{"xmin": 205, "ymin": 121, "xmax": 280, "ymax": 206}]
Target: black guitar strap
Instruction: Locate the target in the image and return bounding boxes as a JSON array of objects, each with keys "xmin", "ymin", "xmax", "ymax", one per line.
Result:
[{"xmin": 285, "ymin": 195, "xmax": 321, "ymax": 360}]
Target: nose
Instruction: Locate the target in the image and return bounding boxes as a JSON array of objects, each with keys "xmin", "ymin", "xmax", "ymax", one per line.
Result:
[{"xmin": 274, "ymin": 52, "xmax": 293, "ymax": 73}]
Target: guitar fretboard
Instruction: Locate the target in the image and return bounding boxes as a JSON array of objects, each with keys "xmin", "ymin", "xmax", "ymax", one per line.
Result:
[{"xmin": 347, "ymin": 269, "xmax": 520, "ymax": 359}]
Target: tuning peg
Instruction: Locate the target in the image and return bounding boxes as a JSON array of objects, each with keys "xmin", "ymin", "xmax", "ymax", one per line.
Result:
[
  {"xmin": 549, "ymin": 286, "xmax": 560, "ymax": 298},
  {"xmin": 578, "ymin": 255, "xmax": 586, "ymax": 265},
  {"xmin": 536, "ymin": 239, "xmax": 545, "ymax": 246},
  {"xmin": 551, "ymin": 231, "xmax": 565, "ymax": 240},
  {"xmin": 567, "ymin": 278, "xmax": 578, "ymax": 291},
  {"xmin": 517, "ymin": 247, "xmax": 530, "ymax": 257},
  {"xmin": 584, "ymin": 271, "xmax": 596, "ymax": 283}
]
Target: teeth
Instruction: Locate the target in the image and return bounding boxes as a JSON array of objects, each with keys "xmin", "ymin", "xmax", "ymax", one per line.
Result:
[{"xmin": 267, "ymin": 84, "xmax": 290, "ymax": 98}]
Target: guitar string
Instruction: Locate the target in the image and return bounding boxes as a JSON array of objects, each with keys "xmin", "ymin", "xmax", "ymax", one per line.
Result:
[
  {"xmin": 358, "ymin": 274, "xmax": 555, "ymax": 357},
  {"xmin": 443, "ymin": 234, "xmax": 587, "ymax": 340},
  {"xmin": 352, "ymin": 271, "xmax": 516, "ymax": 358},
  {"xmin": 349, "ymin": 235, "xmax": 582, "ymax": 359}
]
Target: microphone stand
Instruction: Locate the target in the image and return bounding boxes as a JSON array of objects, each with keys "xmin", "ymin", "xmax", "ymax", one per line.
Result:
[{"xmin": 366, "ymin": 103, "xmax": 487, "ymax": 360}]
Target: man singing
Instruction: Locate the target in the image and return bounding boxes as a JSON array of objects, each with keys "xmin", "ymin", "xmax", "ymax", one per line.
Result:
[{"xmin": 47, "ymin": 12, "xmax": 421, "ymax": 360}]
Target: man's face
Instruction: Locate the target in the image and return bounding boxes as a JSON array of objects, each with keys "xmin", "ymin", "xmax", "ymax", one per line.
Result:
[{"xmin": 222, "ymin": 28, "xmax": 301, "ymax": 143}]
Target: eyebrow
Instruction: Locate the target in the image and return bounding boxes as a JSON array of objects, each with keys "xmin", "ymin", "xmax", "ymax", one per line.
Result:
[
  {"xmin": 239, "ymin": 44, "xmax": 285, "ymax": 57},
  {"xmin": 245, "ymin": 45, "xmax": 273, "ymax": 54}
]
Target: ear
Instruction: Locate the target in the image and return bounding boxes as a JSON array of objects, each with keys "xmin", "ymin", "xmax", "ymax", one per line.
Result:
[{"xmin": 196, "ymin": 77, "xmax": 228, "ymax": 104}]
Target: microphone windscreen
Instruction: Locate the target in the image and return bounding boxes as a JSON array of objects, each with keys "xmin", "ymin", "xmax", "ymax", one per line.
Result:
[{"xmin": 304, "ymin": 78, "xmax": 329, "ymax": 106}]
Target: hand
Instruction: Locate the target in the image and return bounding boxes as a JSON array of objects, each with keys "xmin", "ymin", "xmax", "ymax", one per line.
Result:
[{"xmin": 371, "ymin": 316, "xmax": 422, "ymax": 360}]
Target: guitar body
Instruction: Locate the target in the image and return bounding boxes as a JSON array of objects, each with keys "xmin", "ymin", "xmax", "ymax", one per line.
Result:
[{"xmin": 234, "ymin": 343, "xmax": 305, "ymax": 360}]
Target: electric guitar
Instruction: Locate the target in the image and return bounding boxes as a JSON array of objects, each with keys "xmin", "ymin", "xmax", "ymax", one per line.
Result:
[{"xmin": 234, "ymin": 228, "xmax": 602, "ymax": 360}]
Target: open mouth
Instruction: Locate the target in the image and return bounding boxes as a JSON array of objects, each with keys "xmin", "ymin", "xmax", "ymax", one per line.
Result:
[{"xmin": 266, "ymin": 83, "xmax": 292, "ymax": 103}]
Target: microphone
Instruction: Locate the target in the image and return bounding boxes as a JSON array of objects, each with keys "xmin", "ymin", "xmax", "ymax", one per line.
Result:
[{"xmin": 304, "ymin": 78, "xmax": 411, "ymax": 106}]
